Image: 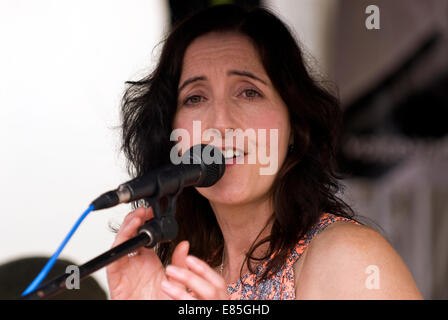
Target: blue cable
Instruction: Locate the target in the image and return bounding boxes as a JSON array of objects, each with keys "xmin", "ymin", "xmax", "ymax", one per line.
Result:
[{"xmin": 21, "ymin": 204, "xmax": 95, "ymax": 296}]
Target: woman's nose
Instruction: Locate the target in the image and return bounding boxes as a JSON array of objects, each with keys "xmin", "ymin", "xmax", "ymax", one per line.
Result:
[{"xmin": 202, "ymin": 98, "xmax": 239, "ymax": 137}]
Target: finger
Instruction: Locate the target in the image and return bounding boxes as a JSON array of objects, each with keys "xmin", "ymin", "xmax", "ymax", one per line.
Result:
[
  {"xmin": 108, "ymin": 207, "xmax": 155, "ymax": 276},
  {"xmin": 142, "ymin": 206, "xmax": 155, "ymax": 221},
  {"xmin": 166, "ymin": 241, "xmax": 190, "ymax": 291},
  {"xmin": 185, "ymin": 255, "xmax": 227, "ymax": 290},
  {"xmin": 113, "ymin": 207, "xmax": 144, "ymax": 243},
  {"xmin": 160, "ymin": 280, "xmax": 196, "ymax": 300},
  {"xmin": 107, "ymin": 219, "xmax": 144, "ymax": 276},
  {"xmin": 171, "ymin": 241, "xmax": 189, "ymax": 268},
  {"xmin": 165, "ymin": 265, "xmax": 227, "ymax": 300},
  {"xmin": 112, "ymin": 215, "xmax": 142, "ymax": 247},
  {"xmin": 112, "ymin": 207, "xmax": 154, "ymax": 247},
  {"xmin": 122, "ymin": 206, "xmax": 154, "ymax": 229}
]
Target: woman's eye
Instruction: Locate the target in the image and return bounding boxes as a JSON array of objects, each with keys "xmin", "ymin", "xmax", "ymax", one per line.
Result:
[
  {"xmin": 184, "ymin": 95, "xmax": 204, "ymax": 105},
  {"xmin": 240, "ymin": 89, "xmax": 262, "ymax": 99}
]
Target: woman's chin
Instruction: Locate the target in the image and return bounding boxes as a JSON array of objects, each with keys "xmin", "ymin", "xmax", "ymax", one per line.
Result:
[
  {"xmin": 196, "ymin": 185, "xmax": 250, "ymax": 206},
  {"xmin": 195, "ymin": 165, "xmax": 265, "ymax": 205}
]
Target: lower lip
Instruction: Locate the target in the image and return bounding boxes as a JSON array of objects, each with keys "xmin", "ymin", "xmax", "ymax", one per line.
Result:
[{"xmin": 225, "ymin": 154, "xmax": 247, "ymax": 167}]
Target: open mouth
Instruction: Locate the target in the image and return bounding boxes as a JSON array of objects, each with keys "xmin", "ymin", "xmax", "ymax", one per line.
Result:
[{"xmin": 222, "ymin": 148, "xmax": 247, "ymax": 165}]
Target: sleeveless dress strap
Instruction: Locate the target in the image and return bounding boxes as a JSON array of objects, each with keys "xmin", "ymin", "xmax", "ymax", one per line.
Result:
[{"xmin": 227, "ymin": 213, "xmax": 359, "ymax": 300}]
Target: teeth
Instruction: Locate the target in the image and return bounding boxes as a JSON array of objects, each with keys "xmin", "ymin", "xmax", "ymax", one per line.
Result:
[
  {"xmin": 234, "ymin": 149, "xmax": 243, "ymax": 157},
  {"xmin": 223, "ymin": 149, "xmax": 234, "ymax": 159},
  {"xmin": 223, "ymin": 149, "xmax": 244, "ymax": 159}
]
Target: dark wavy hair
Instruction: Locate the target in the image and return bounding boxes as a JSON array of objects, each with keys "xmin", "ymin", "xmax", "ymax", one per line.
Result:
[{"xmin": 120, "ymin": 4, "xmax": 356, "ymax": 281}]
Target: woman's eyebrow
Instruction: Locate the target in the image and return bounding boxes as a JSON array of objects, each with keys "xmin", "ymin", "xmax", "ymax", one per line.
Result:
[
  {"xmin": 227, "ymin": 70, "xmax": 268, "ymax": 85},
  {"xmin": 178, "ymin": 70, "xmax": 268, "ymax": 92},
  {"xmin": 178, "ymin": 76, "xmax": 207, "ymax": 92}
]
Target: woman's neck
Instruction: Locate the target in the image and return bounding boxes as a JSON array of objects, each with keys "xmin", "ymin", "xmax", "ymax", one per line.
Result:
[{"xmin": 209, "ymin": 197, "xmax": 274, "ymax": 282}]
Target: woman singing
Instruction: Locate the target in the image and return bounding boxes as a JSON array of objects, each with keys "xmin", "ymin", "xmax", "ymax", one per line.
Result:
[{"xmin": 106, "ymin": 4, "xmax": 422, "ymax": 300}]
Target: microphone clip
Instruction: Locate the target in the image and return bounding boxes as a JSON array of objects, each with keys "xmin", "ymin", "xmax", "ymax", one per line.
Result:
[{"xmin": 137, "ymin": 171, "xmax": 184, "ymax": 248}]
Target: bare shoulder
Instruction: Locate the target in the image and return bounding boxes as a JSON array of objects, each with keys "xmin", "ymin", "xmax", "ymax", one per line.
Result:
[{"xmin": 294, "ymin": 221, "xmax": 423, "ymax": 300}]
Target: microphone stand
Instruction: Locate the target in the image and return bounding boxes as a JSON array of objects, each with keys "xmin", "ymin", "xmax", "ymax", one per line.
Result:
[
  {"xmin": 20, "ymin": 232, "xmax": 151, "ymax": 300},
  {"xmin": 20, "ymin": 176, "xmax": 183, "ymax": 300}
]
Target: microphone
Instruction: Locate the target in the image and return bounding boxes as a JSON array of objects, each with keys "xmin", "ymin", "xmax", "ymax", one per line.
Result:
[{"xmin": 90, "ymin": 144, "xmax": 225, "ymax": 211}]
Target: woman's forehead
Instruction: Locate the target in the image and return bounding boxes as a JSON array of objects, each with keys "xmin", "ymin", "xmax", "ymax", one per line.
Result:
[{"xmin": 181, "ymin": 32, "xmax": 265, "ymax": 76}]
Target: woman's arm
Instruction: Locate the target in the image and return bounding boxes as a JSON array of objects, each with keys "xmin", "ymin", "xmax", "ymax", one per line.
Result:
[{"xmin": 294, "ymin": 222, "xmax": 423, "ymax": 300}]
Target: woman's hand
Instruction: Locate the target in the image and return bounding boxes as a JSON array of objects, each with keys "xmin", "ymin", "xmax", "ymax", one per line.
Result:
[
  {"xmin": 106, "ymin": 206, "xmax": 227, "ymax": 300},
  {"xmin": 161, "ymin": 255, "xmax": 228, "ymax": 300},
  {"xmin": 106, "ymin": 206, "xmax": 168, "ymax": 299}
]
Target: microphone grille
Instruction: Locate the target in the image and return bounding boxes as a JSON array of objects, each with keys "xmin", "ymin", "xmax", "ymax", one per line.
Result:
[{"xmin": 187, "ymin": 144, "xmax": 225, "ymax": 187}]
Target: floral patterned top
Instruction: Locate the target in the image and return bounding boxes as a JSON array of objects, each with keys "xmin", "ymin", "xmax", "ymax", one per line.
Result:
[{"xmin": 227, "ymin": 213, "xmax": 359, "ymax": 300}]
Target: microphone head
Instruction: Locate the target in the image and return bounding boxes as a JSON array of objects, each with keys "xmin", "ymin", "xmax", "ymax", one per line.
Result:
[{"xmin": 181, "ymin": 144, "xmax": 226, "ymax": 187}]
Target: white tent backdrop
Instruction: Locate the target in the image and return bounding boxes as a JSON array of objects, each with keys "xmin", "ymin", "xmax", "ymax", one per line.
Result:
[{"xmin": 0, "ymin": 0, "xmax": 169, "ymax": 297}]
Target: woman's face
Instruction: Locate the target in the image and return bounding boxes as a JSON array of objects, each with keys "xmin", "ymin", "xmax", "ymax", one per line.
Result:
[{"xmin": 173, "ymin": 32, "xmax": 291, "ymax": 206}]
